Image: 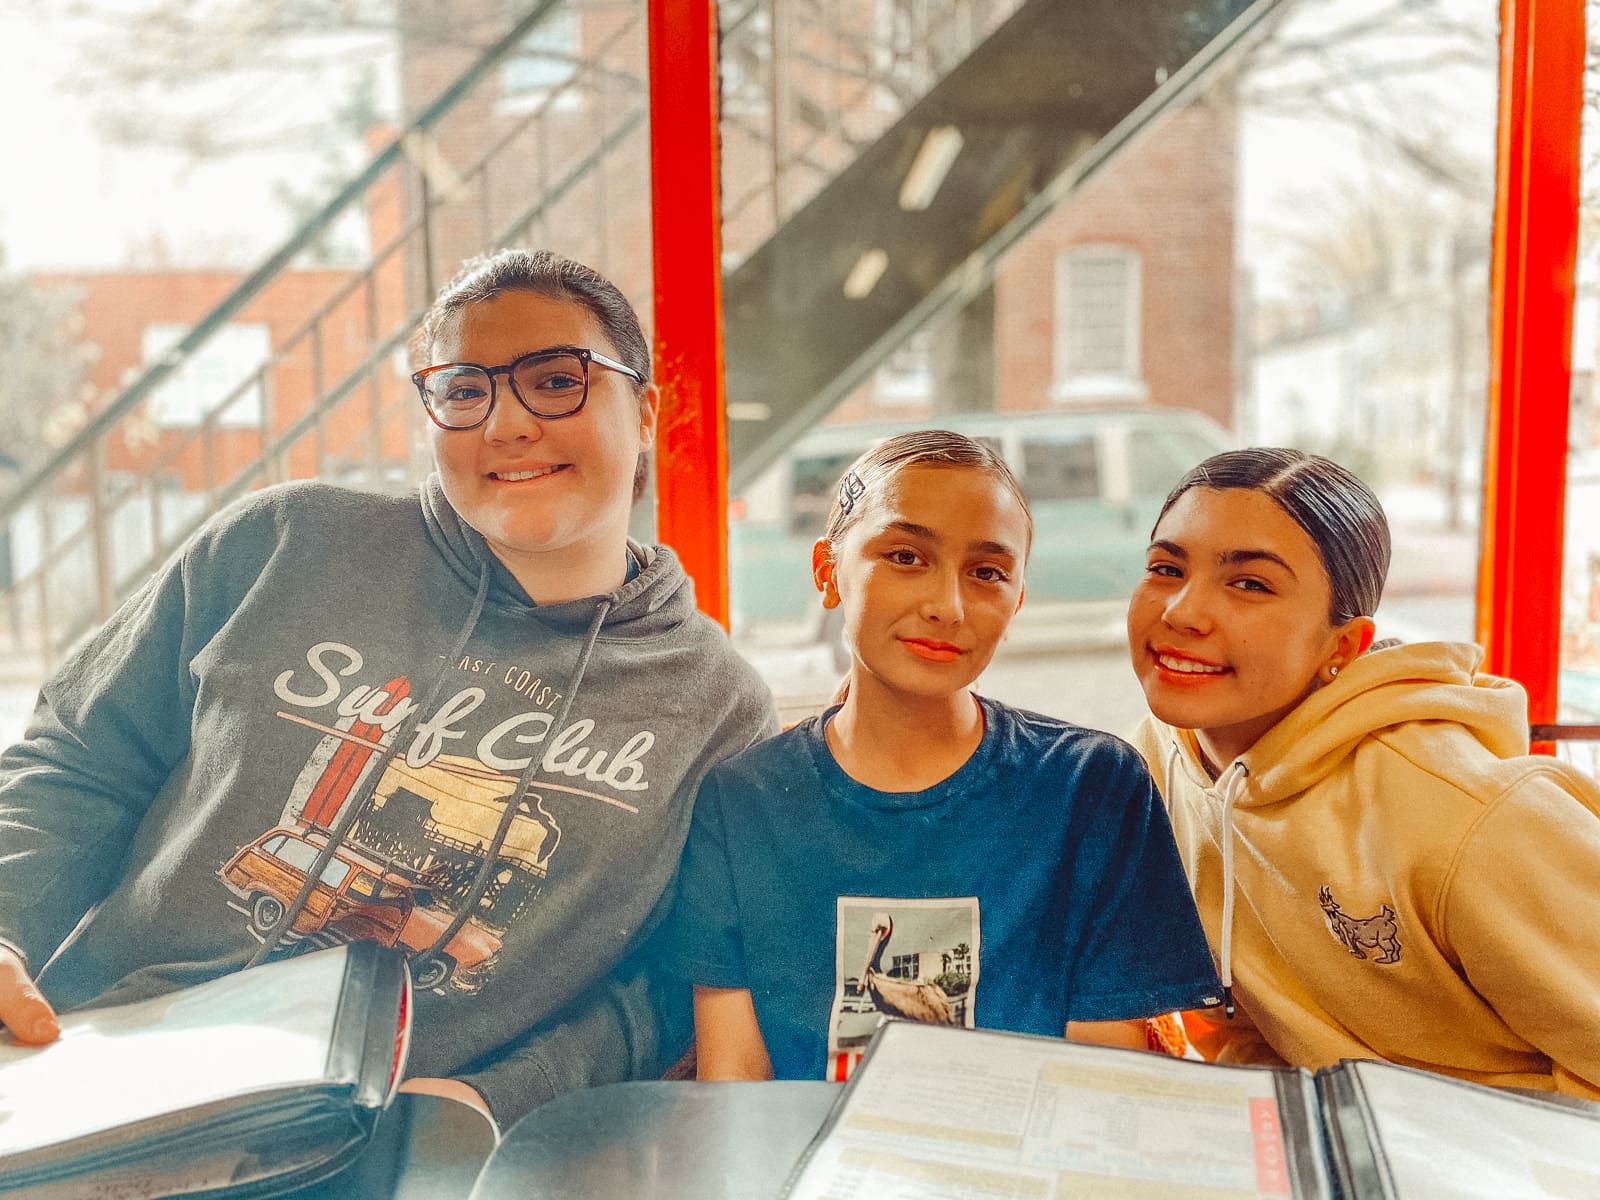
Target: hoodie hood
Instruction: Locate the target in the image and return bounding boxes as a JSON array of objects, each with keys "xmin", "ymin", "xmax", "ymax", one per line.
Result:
[
  {"xmin": 420, "ymin": 473, "xmax": 698, "ymax": 637},
  {"xmin": 1163, "ymin": 641, "xmax": 1530, "ymax": 807}
]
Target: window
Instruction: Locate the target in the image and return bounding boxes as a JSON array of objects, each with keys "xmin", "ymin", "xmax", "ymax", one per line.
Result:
[
  {"xmin": 1130, "ymin": 429, "xmax": 1207, "ymax": 498},
  {"xmin": 1053, "ymin": 245, "xmax": 1145, "ymax": 402},
  {"xmin": 272, "ymin": 836, "xmax": 351, "ymax": 887},
  {"xmin": 788, "ymin": 452, "xmax": 859, "ymax": 534},
  {"xmin": 874, "ymin": 329, "xmax": 934, "ymax": 406},
  {"xmin": 1020, "ymin": 436, "xmax": 1099, "ymax": 501},
  {"xmin": 502, "ymin": 7, "xmax": 579, "ymax": 107},
  {"xmin": 889, "ymin": 952, "xmax": 919, "ymax": 979},
  {"xmin": 142, "ymin": 323, "xmax": 270, "ymax": 428}
]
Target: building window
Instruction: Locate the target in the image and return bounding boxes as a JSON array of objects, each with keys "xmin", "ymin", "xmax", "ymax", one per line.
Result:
[
  {"xmin": 142, "ymin": 323, "xmax": 271, "ymax": 428},
  {"xmin": 1053, "ymin": 244, "xmax": 1146, "ymax": 403},
  {"xmin": 874, "ymin": 328, "xmax": 933, "ymax": 407},
  {"xmin": 502, "ymin": 8, "xmax": 580, "ymax": 108}
]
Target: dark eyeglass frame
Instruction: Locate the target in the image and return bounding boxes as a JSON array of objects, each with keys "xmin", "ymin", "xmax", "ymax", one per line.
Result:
[{"xmin": 412, "ymin": 346, "xmax": 644, "ymax": 430}]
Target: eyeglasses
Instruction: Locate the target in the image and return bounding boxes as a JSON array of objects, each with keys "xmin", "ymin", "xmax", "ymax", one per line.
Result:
[{"xmin": 413, "ymin": 346, "xmax": 644, "ymax": 430}]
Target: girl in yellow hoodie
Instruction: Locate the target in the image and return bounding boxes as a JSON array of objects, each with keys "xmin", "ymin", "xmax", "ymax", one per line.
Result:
[{"xmin": 1125, "ymin": 446, "xmax": 1600, "ymax": 1101}]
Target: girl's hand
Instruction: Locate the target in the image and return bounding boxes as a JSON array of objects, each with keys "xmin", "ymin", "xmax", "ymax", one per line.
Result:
[
  {"xmin": 693, "ymin": 986, "xmax": 774, "ymax": 1080},
  {"xmin": 1065, "ymin": 1018, "xmax": 1151, "ymax": 1051},
  {"xmin": 0, "ymin": 946, "xmax": 59, "ymax": 1044}
]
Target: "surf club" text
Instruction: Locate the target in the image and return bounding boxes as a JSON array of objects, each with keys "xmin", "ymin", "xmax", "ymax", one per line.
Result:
[{"xmin": 274, "ymin": 641, "xmax": 653, "ymax": 791}]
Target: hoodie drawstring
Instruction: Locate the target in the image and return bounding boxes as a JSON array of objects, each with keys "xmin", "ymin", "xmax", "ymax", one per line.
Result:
[
  {"xmin": 411, "ymin": 597, "xmax": 613, "ymax": 974},
  {"xmin": 1163, "ymin": 742, "xmax": 1181, "ymax": 815},
  {"xmin": 246, "ymin": 561, "xmax": 495, "ymax": 968},
  {"xmin": 1215, "ymin": 758, "xmax": 1250, "ymax": 1020}
]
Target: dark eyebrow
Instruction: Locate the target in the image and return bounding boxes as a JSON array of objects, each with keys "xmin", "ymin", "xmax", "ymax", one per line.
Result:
[
  {"xmin": 516, "ymin": 343, "xmax": 584, "ymax": 359},
  {"xmin": 885, "ymin": 520, "xmax": 1020, "ymax": 560},
  {"xmin": 1148, "ymin": 540, "xmax": 1297, "ymax": 577},
  {"xmin": 1220, "ymin": 548, "xmax": 1298, "ymax": 577}
]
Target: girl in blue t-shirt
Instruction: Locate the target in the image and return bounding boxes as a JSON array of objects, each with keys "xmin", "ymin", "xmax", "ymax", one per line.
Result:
[{"xmin": 669, "ymin": 430, "xmax": 1220, "ymax": 1081}]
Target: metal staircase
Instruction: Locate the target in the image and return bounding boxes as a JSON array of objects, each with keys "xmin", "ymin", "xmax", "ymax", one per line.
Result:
[{"xmin": 0, "ymin": 0, "xmax": 1277, "ymax": 668}]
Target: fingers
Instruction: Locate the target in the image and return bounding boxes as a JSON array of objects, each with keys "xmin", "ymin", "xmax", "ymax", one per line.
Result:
[{"xmin": 0, "ymin": 946, "xmax": 60, "ymax": 1044}]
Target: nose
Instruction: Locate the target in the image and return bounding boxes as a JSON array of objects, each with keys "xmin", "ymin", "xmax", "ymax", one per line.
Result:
[
  {"xmin": 480, "ymin": 381, "xmax": 543, "ymax": 444},
  {"xmin": 1160, "ymin": 580, "xmax": 1212, "ymax": 635},
  {"xmin": 918, "ymin": 566, "xmax": 964, "ymax": 626}
]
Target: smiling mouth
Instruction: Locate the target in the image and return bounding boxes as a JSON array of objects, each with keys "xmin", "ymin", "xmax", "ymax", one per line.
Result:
[
  {"xmin": 903, "ymin": 638, "xmax": 963, "ymax": 663},
  {"xmin": 489, "ymin": 466, "xmax": 566, "ymax": 482},
  {"xmin": 1153, "ymin": 651, "xmax": 1228, "ymax": 676}
]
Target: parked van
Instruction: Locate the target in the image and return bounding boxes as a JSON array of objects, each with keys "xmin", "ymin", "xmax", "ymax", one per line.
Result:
[
  {"xmin": 218, "ymin": 826, "xmax": 501, "ymax": 992},
  {"xmin": 728, "ymin": 407, "xmax": 1232, "ymax": 649}
]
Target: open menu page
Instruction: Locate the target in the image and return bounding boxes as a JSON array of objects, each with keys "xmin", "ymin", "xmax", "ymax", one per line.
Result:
[
  {"xmin": 0, "ymin": 947, "xmax": 351, "ymax": 1158},
  {"xmin": 1335, "ymin": 1060, "xmax": 1600, "ymax": 1200},
  {"xmin": 784, "ymin": 1021, "xmax": 1330, "ymax": 1200}
]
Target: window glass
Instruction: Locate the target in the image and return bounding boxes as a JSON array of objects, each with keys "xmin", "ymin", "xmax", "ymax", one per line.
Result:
[
  {"xmin": 722, "ymin": 0, "xmax": 1497, "ymax": 736},
  {"xmin": 503, "ymin": 7, "xmax": 580, "ymax": 102},
  {"xmin": 1131, "ymin": 429, "xmax": 1204, "ymax": 499},
  {"xmin": 1560, "ymin": 0, "xmax": 1600, "ymax": 776},
  {"xmin": 1242, "ymin": 1, "xmax": 1494, "ymax": 654},
  {"xmin": 789, "ymin": 453, "xmax": 859, "ymax": 535},
  {"xmin": 1055, "ymin": 246, "xmax": 1140, "ymax": 390},
  {"xmin": 319, "ymin": 857, "xmax": 351, "ymax": 887},
  {"xmin": 142, "ymin": 323, "xmax": 270, "ymax": 428},
  {"xmin": 1020, "ymin": 437, "xmax": 1099, "ymax": 502},
  {"xmin": 0, "ymin": 0, "xmax": 655, "ymax": 745},
  {"xmin": 275, "ymin": 838, "xmax": 319, "ymax": 874}
]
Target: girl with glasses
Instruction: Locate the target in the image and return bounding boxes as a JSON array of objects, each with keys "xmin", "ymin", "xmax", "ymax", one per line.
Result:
[
  {"xmin": 668, "ymin": 430, "xmax": 1219, "ymax": 1081},
  {"xmin": 0, "ymin": 248, "xmax": 777, "ymax": 1128},
  {"xmin": 1125, "ymin": 447, "xmax": 1600, "ymax": 1100}
]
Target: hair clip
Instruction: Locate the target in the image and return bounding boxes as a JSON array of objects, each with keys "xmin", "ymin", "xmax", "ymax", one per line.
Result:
[{"xmin": 838, "ymin": 471, "xmax": 866, "ymax": 515}]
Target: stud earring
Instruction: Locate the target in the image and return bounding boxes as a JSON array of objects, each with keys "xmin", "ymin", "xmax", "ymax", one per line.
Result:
[{"xmin": 1329, "ymin": 665, "xmax": 1340, "ymax": 678}]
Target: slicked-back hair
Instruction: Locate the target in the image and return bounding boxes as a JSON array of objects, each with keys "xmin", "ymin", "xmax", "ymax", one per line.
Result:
[
  {"xmin": 821, "ymin": 429, "xmax": 1033, "ymax": 557},
  {"xmin": 1155, "ymin": 447, "xmax": 1390, "ymax": 625}
]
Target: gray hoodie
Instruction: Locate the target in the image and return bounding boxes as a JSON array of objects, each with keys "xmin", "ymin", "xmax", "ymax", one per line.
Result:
[{"xmin": 0, "ymin": 477, "xmax": 776, "ymax": 1124}]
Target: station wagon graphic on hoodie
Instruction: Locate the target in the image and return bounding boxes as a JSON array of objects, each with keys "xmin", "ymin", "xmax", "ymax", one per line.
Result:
[
  {"xmin": 215, "ymin": 635, "xmax": 675, "ymax": 994},
  {"xmin": 1, "ymin": 479, "xmax": 775, "ymax": 1125}
]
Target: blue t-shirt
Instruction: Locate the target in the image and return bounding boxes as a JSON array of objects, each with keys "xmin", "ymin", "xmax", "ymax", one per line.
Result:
[{"xmin": 666, "ymin": 697, "xmax": 1221, "ymax": 1080}]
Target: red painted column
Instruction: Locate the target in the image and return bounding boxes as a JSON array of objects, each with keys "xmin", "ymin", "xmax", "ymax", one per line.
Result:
[
  {"xmin": 647, "ymin": 0, "xmax": 729, "ymax": 626},
  {"xmin": 1478, "ymin": 0, "xmax": 1585, "ymax": 750}
]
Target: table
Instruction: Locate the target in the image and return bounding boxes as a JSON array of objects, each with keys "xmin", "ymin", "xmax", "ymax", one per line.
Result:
[{"xmin": 469, "ymin": 1081, "xmax": 837, "ymax": 1199}]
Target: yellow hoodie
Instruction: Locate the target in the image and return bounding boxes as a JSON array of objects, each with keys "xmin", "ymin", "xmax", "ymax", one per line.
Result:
[{"xmin": 1127, "ymin": 641, "xmax": 1600, "ymax": 1100}]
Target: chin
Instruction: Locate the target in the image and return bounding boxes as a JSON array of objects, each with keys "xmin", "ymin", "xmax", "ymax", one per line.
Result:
[{"xmin": 1139, "ymin": 684, "xmax": 1206, "ymax": 731}]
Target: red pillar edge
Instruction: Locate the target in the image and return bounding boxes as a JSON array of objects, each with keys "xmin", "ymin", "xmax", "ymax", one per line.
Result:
[
  {"xmin": 647, "ymin": 0, "xmax": 730, "ymax": 627},
  {"xmin": 1477, "ymin": 0, "xmax": 1584, "ymax": 751}
]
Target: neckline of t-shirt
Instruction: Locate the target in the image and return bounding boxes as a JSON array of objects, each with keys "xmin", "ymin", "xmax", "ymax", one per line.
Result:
[{"xmin": 806, "ymin": 695, "xmax": 1001, "ymax": 811}]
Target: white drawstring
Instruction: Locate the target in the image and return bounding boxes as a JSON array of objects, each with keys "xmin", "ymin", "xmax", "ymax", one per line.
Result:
[
  {"xmin": 1215, "ymin": 759, "xmax": 1250, "ymax": 1019},
  {"xmin": 1163, "ymin": 742, "xmax": 1181, "ymax": 812}
]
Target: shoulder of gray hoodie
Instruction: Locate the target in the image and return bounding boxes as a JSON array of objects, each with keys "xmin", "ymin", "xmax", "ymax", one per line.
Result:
[{"xmin": 0, "ymin": 477, "xmax": 778, "ymax": 1126}]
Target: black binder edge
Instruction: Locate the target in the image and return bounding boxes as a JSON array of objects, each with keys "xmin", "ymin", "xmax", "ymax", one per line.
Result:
[
  {"xmin": 1316, "ymin": 1057, "xmax": 1600, "ymax": 1200},
  {"xmin": 322, "ymin": 941, "xmax": 413, "ymax": 1112},
  {"xmin": 1273, "ymin": 1067, "xmax": 1337, "ymax": 1199},
  {"xmin": 1315, "ymin": 1064, "xmax": 1396, "ymax": 1200}
]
